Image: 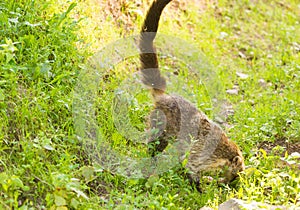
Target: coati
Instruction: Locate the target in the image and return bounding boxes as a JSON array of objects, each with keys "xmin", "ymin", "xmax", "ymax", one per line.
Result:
[{"xmin": 139, "ymin": 0, "xmax": 245, "ymax": 188}]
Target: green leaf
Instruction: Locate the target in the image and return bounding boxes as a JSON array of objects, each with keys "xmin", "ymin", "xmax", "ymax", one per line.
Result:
[
  {"xmin": 54, "ymin": 195, "xmax": 67, "ymax": 206},
  {"xmin": 0, "ymin": 89, "xmax": 5, "ymax": 100},
  {"xmin": 11, "ymin": 176, "xmax": 24, "ymax": 189},
  {"xmin": 43, "ymin": 144, "xmax": 55, "ymax": 151},
  {"xmin": 69, "ymin": 187, "xmax": 88, "ymax": 199},
  {"xmin": 56, "ymin": 207, "xmax": 68, "ymax": 210},
  {"xmin": 81, "ymin": 166, "xmax": 94, "ymax": 181},
  {"xmin": 5, "ymin": 52, "xmax": 14, "ymax": 63},
  {"xmin": 0, "ymin": 173, "xmax": 8, "ymax": 184},
  {"xmin": 70, "ymin": 198, "xmax": 80, "ymax": 209}
]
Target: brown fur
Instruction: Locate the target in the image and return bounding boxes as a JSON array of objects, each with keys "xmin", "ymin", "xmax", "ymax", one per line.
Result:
[{"xmin": 139, "ymin": 0, "xmax": 245, "ymax": 189}]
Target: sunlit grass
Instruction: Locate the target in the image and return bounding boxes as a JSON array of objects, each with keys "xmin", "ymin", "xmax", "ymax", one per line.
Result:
[{"xmin": 0, "ymin": 0, "xmax": 299, "ymax": 209}]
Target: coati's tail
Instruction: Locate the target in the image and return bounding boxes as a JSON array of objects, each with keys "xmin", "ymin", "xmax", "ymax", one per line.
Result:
[{"xmin": 139, "ymin": 0, "xmax": 172, "ymax": 95}]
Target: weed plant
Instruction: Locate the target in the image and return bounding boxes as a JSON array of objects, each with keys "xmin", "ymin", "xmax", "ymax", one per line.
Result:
[{"xmin": 0, "ymin": 0, "xmax": 299, "ymax": 209}]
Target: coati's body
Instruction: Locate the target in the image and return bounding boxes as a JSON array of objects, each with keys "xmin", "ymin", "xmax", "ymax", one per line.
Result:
[{"xmin": 139, "ymin": 0, "xmax": 245, "ymax": 187}]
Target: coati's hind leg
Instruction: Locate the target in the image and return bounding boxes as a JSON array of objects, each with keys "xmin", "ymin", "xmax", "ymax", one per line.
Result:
[
  {"xmin": 148, "ymin": 136, "xmax": 169, "ymax": 157},
  {"xmin": 186, "ymin": 172, "xmax": 202, "ymax": 192},
  {"xmin": 147, "ymin": 108, "xmax": 168, "ymax": 156}
]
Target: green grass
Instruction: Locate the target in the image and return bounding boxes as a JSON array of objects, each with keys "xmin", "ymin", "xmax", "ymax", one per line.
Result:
[{"xmin": 0, "ymin": 0, "xmax": 299, "ymax": 209}]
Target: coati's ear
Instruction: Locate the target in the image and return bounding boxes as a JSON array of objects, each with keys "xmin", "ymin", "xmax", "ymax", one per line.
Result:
[
  {"xmin": 232, "ymin": 156, "xmax": 245, "ymax": 171},
  {"xmin": 232, "ymin": 156, "xmax": 242, "ymax": 164}
]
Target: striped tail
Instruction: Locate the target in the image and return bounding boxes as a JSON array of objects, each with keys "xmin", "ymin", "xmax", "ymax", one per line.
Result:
[{"xmin": 139, "ymin": 0, "xmax": 172, "ymax": 95}]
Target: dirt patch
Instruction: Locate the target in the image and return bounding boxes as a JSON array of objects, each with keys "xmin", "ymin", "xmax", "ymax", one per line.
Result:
[
  {"xmin": 102, "ymin": 0, "xmax": 208, "ymax": 28},
  {"xmin": 258, "ymin": 138, "xmax": 300, "ymax": 156}
]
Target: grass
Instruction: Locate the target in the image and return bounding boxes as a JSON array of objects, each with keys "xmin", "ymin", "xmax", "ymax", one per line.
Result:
[{"xmin": 0, "ymin": 0, "xmax": 299, "ymax": 209}]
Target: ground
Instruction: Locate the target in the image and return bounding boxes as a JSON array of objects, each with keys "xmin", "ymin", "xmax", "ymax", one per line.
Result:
[{"xmin": 0, "ymin": 0, "xmax": 299, "ymax": 209}]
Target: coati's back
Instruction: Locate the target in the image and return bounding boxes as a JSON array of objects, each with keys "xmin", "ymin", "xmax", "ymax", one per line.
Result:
[{"xmin": 139, "ymin": 0, "xmax": 245, "ymax": 186}]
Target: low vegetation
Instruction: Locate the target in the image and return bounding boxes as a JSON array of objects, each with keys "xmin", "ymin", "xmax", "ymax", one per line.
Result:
[{"xmin": 0, "ymin": 0, "xmax": 299, "ymax": 209}]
